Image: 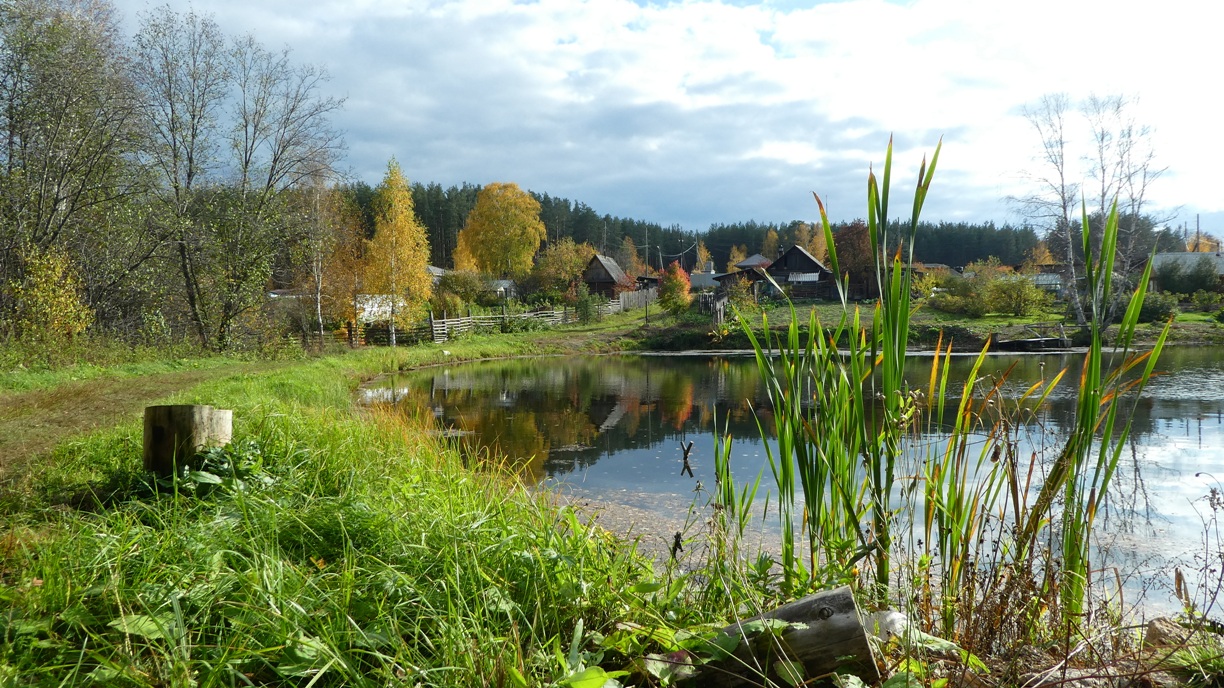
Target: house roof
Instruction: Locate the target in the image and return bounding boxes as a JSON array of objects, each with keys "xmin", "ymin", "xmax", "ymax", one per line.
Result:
[
  {"xmin": 689, "ymin": 272, "xmax": 719, "ymax": 290},
  {"xmin": 1151, "ymin": 252, "xmax": 1224, "ymax": 275},
  {"xmin": 1029, "ymin": 273, "xmax": 1064, "ymax": 286},
  {"xmin": 769, "ymin": 244, "xmax": 831, "ymax": 274},
  {"xmin": 735, "ymin": 253, "xmax": 773, "ymax": 270},
  {"xmin": 585, "ymin": 254, "xmax": 629, "ymax": 285}
]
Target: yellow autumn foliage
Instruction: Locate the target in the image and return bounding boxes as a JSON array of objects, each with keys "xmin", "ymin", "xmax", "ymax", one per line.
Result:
[
  {"xmin": 367, "ymin": 158, "xmax": 431, "ymax": 326},
  {"xmin": 457, "ymin": 182, "xmax": 545, "ymax": 280}
]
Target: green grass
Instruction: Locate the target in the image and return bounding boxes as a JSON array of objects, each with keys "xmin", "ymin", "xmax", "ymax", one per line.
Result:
[
  {"xmin": 0, "ymin": 351, "xmax": 635, "ymax": 685},
  {"xmin": 0, "ymin": 320, "xmax": 769, "ymax": 687},
  {"xmin": 1176, "ymin": 311, "xmax": 1220, "ymax": 324}
]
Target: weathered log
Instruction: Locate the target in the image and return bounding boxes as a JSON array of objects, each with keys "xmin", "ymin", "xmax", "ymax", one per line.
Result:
[
  {"xmin": 143, "ymin": 405, "xmax": 233, "ymax": 477},
  {"xmin": 696, "ymin": 586, "xmax": 880, "ymax": 686}
]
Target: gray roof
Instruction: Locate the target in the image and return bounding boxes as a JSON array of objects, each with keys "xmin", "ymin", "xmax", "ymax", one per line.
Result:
[
  {"xmin": 587, "ymin": 254, "xmax": 629, "ymax": 284},
  {"xmin": 735, "ymin": 253, "xmax": 773, "ymax": 270},
  {"xmin": 1151, "ymin": 252, "xmax": 1224, "ymax": 275},
  {"xmin": 689, "ymin": 272, "xmax": 719, "ymax": 290},
  {"xmin": 1030, "ymin": 273, "xmax": 1063, "ymax": 286}
]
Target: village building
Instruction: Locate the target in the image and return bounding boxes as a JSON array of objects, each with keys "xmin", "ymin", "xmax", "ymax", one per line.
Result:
[{"xmin": 582, "ymin": 254, "xmax": 630, "ymax": 297}]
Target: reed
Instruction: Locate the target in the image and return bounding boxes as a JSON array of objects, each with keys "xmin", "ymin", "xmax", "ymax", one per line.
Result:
[{"xmin": 732, "ymin": 141, "xmax": 1171, "ymax": 652}]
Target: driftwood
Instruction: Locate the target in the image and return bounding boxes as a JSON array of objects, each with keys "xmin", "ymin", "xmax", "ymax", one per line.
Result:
[
  {"xmin": 697, "ymin": 586, "xmax": 879, "ymax": 686},
  {"xmin": 143, "ymin": 405, "xmax": 233, "ymax": 477}
]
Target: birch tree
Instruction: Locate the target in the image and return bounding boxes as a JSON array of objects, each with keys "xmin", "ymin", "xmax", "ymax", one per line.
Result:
[
  {"xmin": 367, "ymin": 158, "xmax": 430, "ymax": 347},
  {"xmin": 457, "ymin": 182, "xmax": 545, "ymax": 280},
  {"xmin": 0, "ymin": 0, "xmax": 149, "ymax": 322},
  {"xmin": 132, "ymin": 5, "xmax": 343, "ymax": 349},
  {"xmin": 1016, "ymin": 94, "xmax": 1086, "ymax": 324}
]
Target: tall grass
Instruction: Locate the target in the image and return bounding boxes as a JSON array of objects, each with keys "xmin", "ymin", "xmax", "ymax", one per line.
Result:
[
  {"xmin": 0, "ymin": 351, "xmax": 672, "ymax": 686},
  {"xmin": 730, "ymin": 141, "xmax": 1171, "ymax": 653}
]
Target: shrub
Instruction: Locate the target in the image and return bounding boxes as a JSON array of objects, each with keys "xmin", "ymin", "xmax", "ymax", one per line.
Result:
[
  {"xmin": 983, "ymin": 274, "xmax": 1055, "ymax": 316},
  {"xmin": 928, "ymin": 292, "xmax": 987, "ymax": 317},
  {"xmin": 429, "ymin": 291, "xmax": 465, "ymax": 318},
  {"xmin": 573, "ymin": 283, "xmax": 601, "ymax": 324},
  {"xmin": 1191, "ymin": 290, "xmax": 1224, "ymax": 312},
  {"xmin": 658, "ymin": 261, "xmax": 693, "ymax": 315},
  {"xmin": 1139, "ymin": 290, "xmax": 1179, "ymax": 323}
]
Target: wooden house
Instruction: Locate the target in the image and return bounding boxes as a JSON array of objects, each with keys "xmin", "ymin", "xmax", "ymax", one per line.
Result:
[
  {"xmin": 583, "ymin": 254, "xmax": 630, "ymax": 297},
  {"xmin": 765, "ymin": 245, "xmax": 834, "ymax": 298}
]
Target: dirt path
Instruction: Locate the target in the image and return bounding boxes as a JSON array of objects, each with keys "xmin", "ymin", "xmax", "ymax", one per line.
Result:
[{"xmin": 0, "ymin": 362, "xmax": 276, "ymax": 479}]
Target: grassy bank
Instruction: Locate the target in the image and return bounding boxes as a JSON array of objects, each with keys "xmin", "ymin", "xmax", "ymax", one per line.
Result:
[{"xmin": 0, "ymin": 333, "xmax": 724, "ymax": 686}]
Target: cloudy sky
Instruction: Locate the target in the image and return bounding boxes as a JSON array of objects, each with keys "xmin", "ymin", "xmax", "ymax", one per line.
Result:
[{"xmin": 110, "ymin": 0, "xmax": 1221, "ymax": 236}]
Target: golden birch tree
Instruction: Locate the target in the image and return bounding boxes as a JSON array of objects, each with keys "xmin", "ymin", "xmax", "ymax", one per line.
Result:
[
  {"xmin": 726, "ymin": 244, "xmax": 748, "ymax": 273},
  {"xmin": 695, "ymin": 241, "xmax": 712, "ymax": 272},
  {"xmin": 321, "ymin": 189, "xmax": 369, "ymax": 345},
  {"xmin": 457, "ymin": 182, "xmax": 546, "ymax": 280},
  {"xmin": 532, "ymin": 238, "xmax": 597, "ymax": 293},
  {"xmin": 761, "ymin": 229, "xmax": 779, "ymax": 259},
  {"xmin": 367, "ymin": 159, "xmax": 431, "ymax": 346}
]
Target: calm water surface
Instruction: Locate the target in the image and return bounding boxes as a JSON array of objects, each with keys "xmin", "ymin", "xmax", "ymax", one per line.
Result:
[{"xmin": 366, "ymin": 348, "xmax": 1224, "ymax": 612}]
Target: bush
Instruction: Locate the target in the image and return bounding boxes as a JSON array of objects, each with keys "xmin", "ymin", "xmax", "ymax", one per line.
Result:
[
  {"xmin": 1191, "ymin": 290, "xmax": 1224, "ymax": 312},
  {"xmin": 501, "ymin": 316, "xmax": 547, "ymax": 333},
  {"xmin": 573, "ymin": 283, "xmax": 601, "ymax": 324},
  {"xmin": 928, "ymin": 293, "xmax": 987, "ymax": 317},
  {"xmin": 983, "ymin": 275, "xmax": 1054, "ymax": 316},
  {"xmin": 429, "ymin": 291, "xmax": 465, "ymax": 318},
  {"xmin": 1138, "ymin": 291, "xmax": 1179, "ymax": 323},
  {"xmin": 658, "ymin": 261, "xmax": 693, "ymax": 315}
]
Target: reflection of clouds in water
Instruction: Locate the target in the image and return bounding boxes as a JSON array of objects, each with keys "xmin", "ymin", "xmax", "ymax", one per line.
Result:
[
  {"xmin": 359, "ymin": 387, "xmax": 412, "ymax": 403},
  {"xmin": 1146, "ymin": 367, "xmax": 1224, "ymax": 402}
]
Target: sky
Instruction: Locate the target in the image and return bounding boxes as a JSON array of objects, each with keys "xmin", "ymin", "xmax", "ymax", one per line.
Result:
[{"xmin": 109, "ymin": 0, "xmax": 1222, "ymax": 237}]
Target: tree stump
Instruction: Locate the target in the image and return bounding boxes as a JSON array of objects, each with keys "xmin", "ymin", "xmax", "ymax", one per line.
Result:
[
  {"xmin": 697, "ymin": 586, "xmax": 880, "ymax": 686},
  {"xmin": 143, "ymin": 405, "xmax": 233, "ymax": 477}
]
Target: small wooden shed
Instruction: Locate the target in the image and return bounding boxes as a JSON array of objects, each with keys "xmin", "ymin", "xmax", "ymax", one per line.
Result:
[
  {"xmin": 766, "ymin": 245, "xmax": 834, "ymax": 298},
  {"xmin": 583, "ymin": 254, "xmax": 629, "ymax": 297}
]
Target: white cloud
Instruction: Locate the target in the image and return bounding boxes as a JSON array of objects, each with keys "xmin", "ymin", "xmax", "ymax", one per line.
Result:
[{"xmin": 109, "ymin": 0, "xmax": 1222, "ymax": 231}]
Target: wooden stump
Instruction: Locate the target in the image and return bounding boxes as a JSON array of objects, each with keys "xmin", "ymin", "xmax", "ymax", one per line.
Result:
[
  {"xmin": 143, "ymin": 405, "xmax": 233, "ymax": 477},
  {"xmin": 697, "ymin": 586, "xmax": 880, "ymax": 686}
]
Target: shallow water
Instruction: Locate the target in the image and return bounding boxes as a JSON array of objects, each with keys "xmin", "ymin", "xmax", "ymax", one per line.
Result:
[{"xmin": 366, "ymin": 348, "xmax": 1224, "ymax": 614}]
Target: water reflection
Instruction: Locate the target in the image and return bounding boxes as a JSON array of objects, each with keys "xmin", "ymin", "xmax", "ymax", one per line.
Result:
[{"xmin": 367, "ymin": 349, "xmax": 1224, "ymax": 611}]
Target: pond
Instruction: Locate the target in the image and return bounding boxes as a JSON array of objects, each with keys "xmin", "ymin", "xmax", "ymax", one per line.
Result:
[{"xmin": 364, "ymin": 347, "xmax": 1224, "ymax": 613}]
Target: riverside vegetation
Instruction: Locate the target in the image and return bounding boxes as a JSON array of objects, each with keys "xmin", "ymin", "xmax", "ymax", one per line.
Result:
[{"xmin": 3, "ymin": 146, "xmax": 1224, "ymax": 687}]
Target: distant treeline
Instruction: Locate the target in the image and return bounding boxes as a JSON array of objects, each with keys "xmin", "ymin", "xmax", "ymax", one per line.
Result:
[
  {"xmin": 705, "ymin": 220, "xmax": 1041, "ymax": 271},
  {"xmin": 340, "ymin": 181, "xmax": 699, "ymax": 272},
  {"xmin": 353, "ymin": 182, "xmax": 1046, "ymax": 275}
]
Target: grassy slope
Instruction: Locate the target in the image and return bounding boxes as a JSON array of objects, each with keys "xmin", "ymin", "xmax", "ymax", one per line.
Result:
[{"xmin": 0, "ymin": 318, "xmax": 717, "ymax": 687}]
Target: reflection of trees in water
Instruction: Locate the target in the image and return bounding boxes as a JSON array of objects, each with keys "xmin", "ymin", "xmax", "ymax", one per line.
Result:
[
  {"xmin": 373, "ymin": 356, "xmax": 775, "ymax": 479},
  {"xmin": 368, "ymin": 350, "xmax": 1224, "ymax": 492}
]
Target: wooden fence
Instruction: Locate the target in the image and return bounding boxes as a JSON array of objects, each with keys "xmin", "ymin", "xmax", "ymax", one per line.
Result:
[
  {"xmin": 696, "ymin": 292, "xmax": 729, "ymax": 325},
  {"xmin": 428, "ymin": 308, "xmax": 574, "ymax": 343},
  {"xmin": 316, "ymin": 289, "xmax": 659, "ymax": 347}
]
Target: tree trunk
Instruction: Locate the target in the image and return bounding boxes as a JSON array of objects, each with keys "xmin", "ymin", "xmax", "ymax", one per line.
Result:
[
  {"xmin": 143, "ymin": 405, "xmax": 233, "ymax": 477},
  {"xmin": 696, "ymin": 586, "xmax": 879, "ymax": 687}
]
